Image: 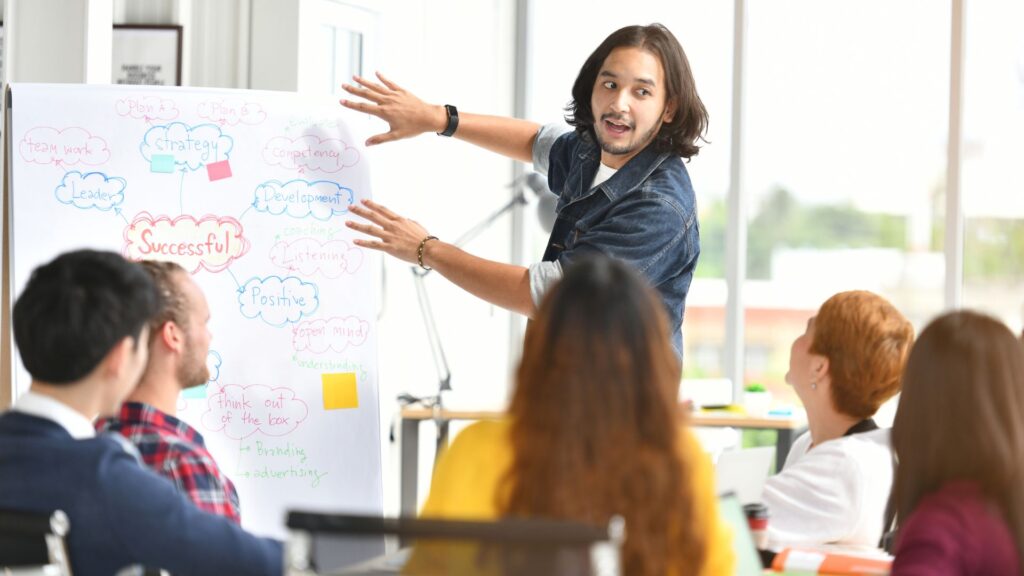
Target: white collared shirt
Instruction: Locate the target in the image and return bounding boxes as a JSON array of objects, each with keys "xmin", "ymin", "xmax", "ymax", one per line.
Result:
[{"xmin": 13, "ymin": 391, "xmax": 96, "ymax": 439}]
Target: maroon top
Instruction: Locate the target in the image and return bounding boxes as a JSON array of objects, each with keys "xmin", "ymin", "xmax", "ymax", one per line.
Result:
[{"xmin": 892, "ymin": 480, "xmax": 1020, "ymax": 575}]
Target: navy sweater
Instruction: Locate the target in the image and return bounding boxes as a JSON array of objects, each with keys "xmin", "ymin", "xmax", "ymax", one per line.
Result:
[{"xmin": 0, "ymin": 411, "xmax": 282, "ymax": 575}]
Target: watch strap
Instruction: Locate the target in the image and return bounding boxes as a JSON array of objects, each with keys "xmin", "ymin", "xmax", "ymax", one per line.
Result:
[{"xmin": 437, "ymin": 104, "xmax": 459, "ymax": 137}]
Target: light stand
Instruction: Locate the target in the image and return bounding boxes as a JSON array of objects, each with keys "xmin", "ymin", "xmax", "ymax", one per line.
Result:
[{"xmin": 397, "ymin": 174, "xmax": 552, "ymax": 460}]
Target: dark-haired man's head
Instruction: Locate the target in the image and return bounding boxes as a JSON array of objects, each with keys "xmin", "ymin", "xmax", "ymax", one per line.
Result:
[
  {"xmin": 566, "ymin": 23, "xmax": 709, "ymax": 166},
  {"xmin": 13, "ymin": 250, "xmax": 160, "ymax": 415}
]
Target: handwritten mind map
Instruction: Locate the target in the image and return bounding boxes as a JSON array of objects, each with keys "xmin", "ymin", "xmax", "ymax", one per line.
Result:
[
  {"xmin": 116, "ymin": 95, "xmax": 180, "ymax": 122},
  {"xmin": 10, "ymin": 84, "xmax": 380, "ymax": 537},
  {"xmin": 262, "ymin": 135, "xmax": 360, "ymax": 173},
  {"xmin": 55, "ymin": 171, "xmax": 126, "ymax": 212},
  {"xmin": 123, "ymin": 213, "xmax": 249, "ymax": 273},
  {"xmin": 269, "ymin": 237, "xmax": 363, "ymax": 278},
  {"xmin": 198, "ymin": 98, "xmax": 268, "ymax": 127},
  {"xmin": 141, "ymin": 122, "xmax": 234, "ymax": 172},
  {"xmin": 253, "ymin": 179, "xmax": 354, "ymax": 220},
  {"xmin": 20, "ymin": 126, "xmax": 111, "ymax": 166}
]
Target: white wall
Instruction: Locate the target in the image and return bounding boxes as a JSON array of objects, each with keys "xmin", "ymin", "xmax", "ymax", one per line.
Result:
[
  {"xmin": 4, "ymin": 0, "xmax": 113, "ymax": 83},
  {"xmin": 361, "ymin": 0, "xmax": 519, "ymax": 515}
]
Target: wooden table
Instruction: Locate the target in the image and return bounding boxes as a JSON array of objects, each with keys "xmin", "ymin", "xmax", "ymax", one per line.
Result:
[{"xmin": 398, "ymin": 407, "xmax": 807, "ymax": 516}]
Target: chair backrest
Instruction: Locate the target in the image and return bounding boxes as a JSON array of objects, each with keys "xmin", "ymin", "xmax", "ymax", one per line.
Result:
[
  {"xmin": 0, "ymin": 509, "xmax": 72, "ymax": 576},
  {"xmin": 286, "ymin": 512, "xmax": 625, "ymax": 576}
]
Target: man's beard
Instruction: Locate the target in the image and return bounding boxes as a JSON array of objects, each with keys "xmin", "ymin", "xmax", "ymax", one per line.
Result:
[
  {"xmin": 595, "ymin": 115, "xmax": 661, "ymax": 157},
  {"xmin": 178, "ymin": 339, "xmax": 210, "ymax": 390}
]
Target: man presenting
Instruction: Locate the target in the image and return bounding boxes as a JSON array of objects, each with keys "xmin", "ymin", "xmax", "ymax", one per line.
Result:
[
  {"xmin": 0, "ymin": 250, "xmax": 281, "ymax": 576},
  {"xmin": 98, "ymin": 260, "xmax": 241, "ymax": 523},
  {"xmin": 342, "ymin": 23, "xmax": 707, "ymax": 356}
]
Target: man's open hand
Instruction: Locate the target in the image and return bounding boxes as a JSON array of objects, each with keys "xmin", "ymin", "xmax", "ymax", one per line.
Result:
[
  {"xmin": 346, "ymin": 198, "xmax": 432, "ymax": 265},
  {"xmin": 339, "ymin": 72, "xmax": 447, "ymax": 146}
]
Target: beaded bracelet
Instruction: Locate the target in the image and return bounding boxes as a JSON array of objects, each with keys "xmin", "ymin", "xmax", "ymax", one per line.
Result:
[{"xmin": 417, "ymin": 235, "xmax": 439, "ymax": 270}]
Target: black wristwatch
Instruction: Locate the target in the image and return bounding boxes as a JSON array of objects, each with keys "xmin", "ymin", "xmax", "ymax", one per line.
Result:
[{"xmin": 437, "ymin": 104, "xmax": 459, "ymax": 137}]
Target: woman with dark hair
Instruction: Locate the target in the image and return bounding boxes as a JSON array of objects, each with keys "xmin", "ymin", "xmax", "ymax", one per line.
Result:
[
  {"xmin": 889, "ymin": 311, "xmax": 1024, "ymax": 574},
  {"xmin": 762, "ymin": 291, "xmax": 914, "ymax": 548},
  {"xmin": 412, "ymin": 256, "xmax": 733, "ymax": 576}
]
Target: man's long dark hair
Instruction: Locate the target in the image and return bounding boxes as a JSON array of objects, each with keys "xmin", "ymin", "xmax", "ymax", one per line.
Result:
[{"xmin": 565, "ymin": 23, "xmax": 709, "ymax": 159}]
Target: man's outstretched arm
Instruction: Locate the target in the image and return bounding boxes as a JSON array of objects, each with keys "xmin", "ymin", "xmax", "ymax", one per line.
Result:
[
  {"xmin": 346, "ymin": 199, "xmax": 536, "ymax": 318},
  {"xmin": 340, "ymin": 72, "xmax": 541, "ymax": 164}
]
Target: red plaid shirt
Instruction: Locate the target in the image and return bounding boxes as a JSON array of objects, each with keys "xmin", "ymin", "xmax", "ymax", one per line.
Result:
[{"xmin": 97, "ymin": 402, "xmax": 241, "ymax": 524}]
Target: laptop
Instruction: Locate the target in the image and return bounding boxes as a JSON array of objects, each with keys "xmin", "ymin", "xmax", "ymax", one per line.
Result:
[
  {"xmin": 714, "ymin": 446, "xmax": 775, "ymax": 505},
  {"xmin": 718, "ymin": 492, "xmax": 768, "ymax": 576}
]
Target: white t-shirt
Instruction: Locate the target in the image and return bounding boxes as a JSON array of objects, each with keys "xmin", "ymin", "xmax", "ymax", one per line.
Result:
[
  {"xmin": 590, "ymin": 163, "xmax": 618, "ymax": 189},
  {"xmin": 761, "ymin": 427, "xmax": 893, "ymax": 549}
]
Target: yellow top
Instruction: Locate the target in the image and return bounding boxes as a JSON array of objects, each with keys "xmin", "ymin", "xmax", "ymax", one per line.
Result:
[{"xmin": 415, "ymin": 419, "xmax": 735, "ymax": 576}]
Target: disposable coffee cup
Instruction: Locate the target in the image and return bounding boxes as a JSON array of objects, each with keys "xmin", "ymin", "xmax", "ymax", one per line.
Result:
[{"xmin": 743, "ymin": 502, "xmax": 770, "ymax": 550}]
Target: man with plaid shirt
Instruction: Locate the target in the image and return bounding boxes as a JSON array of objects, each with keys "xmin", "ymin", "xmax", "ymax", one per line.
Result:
[{"xmin": 98, "ymin": 260, "xmax": 240, "ymax": 523}]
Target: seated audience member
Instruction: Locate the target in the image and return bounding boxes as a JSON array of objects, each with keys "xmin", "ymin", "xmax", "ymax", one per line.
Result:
[
  {"xmin": 762, "ymin": 291, "xmax": 914, "ymax": 548},
  {"xmin": 97, "ymin": 260, "xmax": 240, "ymax": 523},
  {"xmin": 410, "ymin": 256, "xmax": 734, "ymax": 576},
  {"xmin": 0, "ymin": 250, "xmax": 281, "ymax": 576},
  {"xmin": 889, "ymin": 311, "xmax": 1024, "ymax": 574}
]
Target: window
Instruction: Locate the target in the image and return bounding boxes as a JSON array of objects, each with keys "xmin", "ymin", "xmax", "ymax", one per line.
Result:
[
  {"xmin": 742, "ymin": 0, "xmax": 951, "ymax": 404},
  {"xmin": 962, "ymin": 0, "xmax": 1024, "ymax": 334},
  {"xmin": 318, "ymin": 25, "xmax": 363, "ymax": 96}
]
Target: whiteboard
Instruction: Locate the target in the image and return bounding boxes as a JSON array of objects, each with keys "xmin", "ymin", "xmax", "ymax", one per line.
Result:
[{"xmin": 6, "ymin": 83, "xmax": 381, "ymax": 538}]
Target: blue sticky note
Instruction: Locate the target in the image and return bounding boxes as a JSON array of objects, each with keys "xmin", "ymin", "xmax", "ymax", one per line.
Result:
[
  {"xmin": 181, "ymin": 384, "xmax": 207, "ymax": 400},
  {"xmin": 151, "ymin": 154, "xmax": 175, "ymax": 173}
]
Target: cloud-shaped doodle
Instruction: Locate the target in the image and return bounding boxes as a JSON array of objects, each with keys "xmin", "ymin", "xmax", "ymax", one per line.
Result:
[
  {"xmin": 238, "ymin": 276, "xmax": 319, "ymax": 327},
  {"xmin": 123, "ymin": 212, "xmax": 250, "ymax": 273},
  {"xmin": 253, "ymin": 179, "xmax": 354, "ymax": 221},
  {"xmin": 20, "ymin": 127, "xmax": 110, "ymax": 166},
  {"xmin": 206, "ymin": 350, "xmax": 223, "ymax": 383},
  {"xmin": 292, "ymin": 316, "xmax": 370, "ymax": 354},
  {"xmin": 201, "ymin": 384, "xmax": 309, "ymax": 439},
  {"xmin": 197, "ymin": 99, "xmax": 267, "ymax": 126},
  {"xmin": 269, "ymin": 238, "xmax": 363, "ymax": 278},
  {"xmin": 115, "ymin": 96, "xmax": 179, "ymax": 121},
  {"xmin": 140, "ymin": 122, "xmax": 234, "ymax": 171},
  {"xmin": 262, "ymin": 135, "xmax": 359, "ymax": 173},
  {"xmin": 54, "ymin": 171, "xmax": 126, "ymax": 212}
]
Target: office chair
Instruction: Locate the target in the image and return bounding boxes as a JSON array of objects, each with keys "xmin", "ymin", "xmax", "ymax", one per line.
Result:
[
  {"xmin": 0, "ymin": 508, "xmax": 72, "ymax": 576},
  {"xmin": 286, "ymin": 512, "xmax": 625, "ymax": 576}
]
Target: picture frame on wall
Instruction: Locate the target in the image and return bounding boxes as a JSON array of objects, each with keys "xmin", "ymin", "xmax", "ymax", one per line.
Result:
[
  {"xmin": 112, "ymin": 24, "xmax": 183, "ymax": 86},
  {"xmin": 0, "ymin": 22, "xmax": 6, "ymax": 84}
]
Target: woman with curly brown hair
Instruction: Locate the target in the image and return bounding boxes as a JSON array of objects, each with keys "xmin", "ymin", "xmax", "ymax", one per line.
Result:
[
  {"xmin": 414, "ymin": 256, "xmax": 733, "ymax": 576},
  {"xmin": 889, "ymin": 311, "xmax": 1024, "ymax": 574},
  {"xmin": 762, "ymin": 290, "xmax": 914, "ymax": 549}
]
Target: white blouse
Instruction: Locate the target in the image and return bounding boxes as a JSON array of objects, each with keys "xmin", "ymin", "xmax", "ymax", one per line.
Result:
[{"xmin": 762, "ymin": 427, "xmax": 893, "ymax": 548}]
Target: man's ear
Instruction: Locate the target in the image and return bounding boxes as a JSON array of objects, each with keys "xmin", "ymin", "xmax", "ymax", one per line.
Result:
[
  {"xmin": 663, "ymin": 101, "xmax": 677, "ymax": 124},
  {"xmin": 101, "ymin": 336, "xmax": 136, "ymax": 380},
  {"xmin": 158, "ymin": 321, "xmax": 184, "ymax": 354}
]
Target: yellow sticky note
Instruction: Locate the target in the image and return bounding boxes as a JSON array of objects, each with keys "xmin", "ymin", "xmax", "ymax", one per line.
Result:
[{"xmin": 322, "ymin": 373, "xmax": 358, "ymax": 410}]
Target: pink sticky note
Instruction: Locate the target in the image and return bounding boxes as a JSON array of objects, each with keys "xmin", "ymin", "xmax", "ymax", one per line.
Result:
[{"xmin": 207, "ymin": 159, "xmax": 232, "ymax": 181}]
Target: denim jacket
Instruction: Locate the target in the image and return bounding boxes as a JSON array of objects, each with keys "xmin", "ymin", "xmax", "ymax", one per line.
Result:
[{"xmin": 531, "ymin": 124, "xmax": 700, "ymax": 357}]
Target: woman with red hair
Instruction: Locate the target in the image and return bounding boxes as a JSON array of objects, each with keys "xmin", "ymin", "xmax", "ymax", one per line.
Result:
[{"xmin": 762, "ymin": 291, "xmax": 914, "ymax": 548}]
